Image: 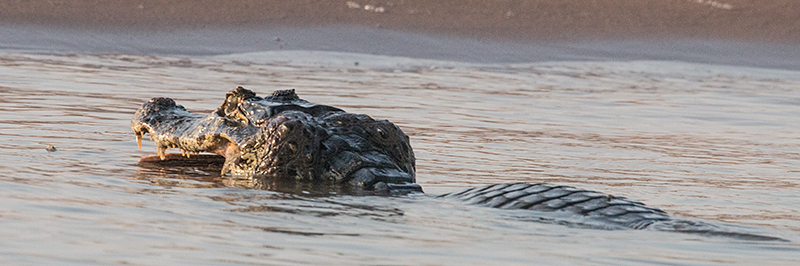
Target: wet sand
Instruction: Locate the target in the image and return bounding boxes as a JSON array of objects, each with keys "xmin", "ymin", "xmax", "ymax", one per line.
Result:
[
  {"xmin": 1, "ymin": 0, "xmax": 799, "ymax": 69},
  {"xmin": 3, "ymin": 0, "xmax": 800, "ymax": 42}
]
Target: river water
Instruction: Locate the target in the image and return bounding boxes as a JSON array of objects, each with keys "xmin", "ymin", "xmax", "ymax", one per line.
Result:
[{"xmin": 1, "ymin": 51, "xmax": 799, "ymax": 265}]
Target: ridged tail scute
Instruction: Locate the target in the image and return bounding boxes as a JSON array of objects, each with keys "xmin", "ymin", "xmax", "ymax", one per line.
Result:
[
  {"xmin": 439, "ymin": 183, "xmax": 789, "ymax": 240},
  {"xmin": 440, "ymin": 183, "xmax": 671, "ymax": 229}
]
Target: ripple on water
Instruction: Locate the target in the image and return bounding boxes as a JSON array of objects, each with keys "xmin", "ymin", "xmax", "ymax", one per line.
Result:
[{"xmin": 0, "ymin": 52, "xmax": 799, "ymax": 265}]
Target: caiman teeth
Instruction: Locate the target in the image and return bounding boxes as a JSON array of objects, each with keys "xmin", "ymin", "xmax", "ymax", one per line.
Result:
[
  {"xmin": 136, "ymin": 134, "xmax": 143, "ymax": 150},
  {"xmin": 158, "ymin": 146, "xmax": 166, "ymax": 160}
]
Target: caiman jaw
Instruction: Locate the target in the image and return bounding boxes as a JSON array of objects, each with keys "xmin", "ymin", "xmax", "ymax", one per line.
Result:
[
  {"xmin": 133, "ymin": 123, "xmax": 240, "ymax": 162},
  {"xmin": 131, "ymin": 96, "xmax": 242, "ymax": 164},
  {"xmin": 134, "ymin": 129, "xmax": 168, "ymax": 158}
]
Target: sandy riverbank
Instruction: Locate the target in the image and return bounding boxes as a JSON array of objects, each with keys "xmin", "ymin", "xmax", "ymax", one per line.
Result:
[
  {"xmin": 2, "ymin": 0, "xmax": 799, "ymax": 43},
  {"xmin": 1, "ymin": 1, "xmax": 799, "ymax": 69}
]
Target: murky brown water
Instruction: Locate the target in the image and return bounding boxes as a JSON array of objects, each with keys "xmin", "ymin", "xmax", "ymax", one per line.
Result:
[{"xmin": 1, "ymin": 52, "xmax": 799, "ymax": 265}]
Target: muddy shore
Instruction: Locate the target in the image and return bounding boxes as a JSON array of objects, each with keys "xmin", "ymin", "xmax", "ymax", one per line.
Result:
[
  {"xmin": 1, "ymin": 0, "xmax": 799, "ymax": 69},
  {"xmin": 3, "ymin": 0, "xmax": 799, "ymax": 42}
]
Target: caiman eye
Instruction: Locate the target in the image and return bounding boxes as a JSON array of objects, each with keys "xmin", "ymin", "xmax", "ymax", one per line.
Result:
[{"xmin": 376, "ymin": 127, "xmax": 386, "ymax": 138}]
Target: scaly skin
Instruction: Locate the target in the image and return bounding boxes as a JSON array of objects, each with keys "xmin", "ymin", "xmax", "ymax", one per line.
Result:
[
  {"xmin": 440, "ymin": 183, "xmax": 670, "ymax": 229},
  {"xmin": 132, "ymin": 87, "xmax": 417, "ymax": 192}
]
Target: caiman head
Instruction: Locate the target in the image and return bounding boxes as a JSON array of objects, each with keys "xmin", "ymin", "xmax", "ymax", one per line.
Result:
[{"xmin": 131, "ymin": 87, "xmax": 418, "ymax": 192}]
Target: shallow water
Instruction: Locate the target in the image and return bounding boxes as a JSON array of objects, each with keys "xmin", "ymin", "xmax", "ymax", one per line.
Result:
[{"xmin": 1, "ymin": 51, "xmax": 799, "ymax": 265}]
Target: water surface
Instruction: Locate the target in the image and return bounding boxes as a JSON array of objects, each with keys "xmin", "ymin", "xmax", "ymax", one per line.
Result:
[{"xmin": 1, "ymin": 52, "xmax": 799, "ymax": 265}]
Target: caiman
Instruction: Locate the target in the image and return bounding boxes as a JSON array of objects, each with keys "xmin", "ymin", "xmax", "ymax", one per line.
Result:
[{"xmin": 131, "ymin": 87, "xmax": 785, "ymax": 240}]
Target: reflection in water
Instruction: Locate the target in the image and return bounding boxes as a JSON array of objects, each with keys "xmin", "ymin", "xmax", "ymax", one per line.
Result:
[
  {"xmin": 135, "ymin": 153, "xmax": 413, "ymax": 196},
  {"xmin": 1, "ymin": 52, "xmax": 799, "ymax": 265}
]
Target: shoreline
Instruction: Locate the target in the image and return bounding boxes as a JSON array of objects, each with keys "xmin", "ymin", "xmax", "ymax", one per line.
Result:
[
  {"xmin": 3, "ymin": 24, "xmax": 799, "ymax": 70},
  {"xmin": 2, "ymin": 0, "xmax": 799, "ymax": 44},
  {"xmin": 2, "ymin": 1, "xmax": 799, "ymax": 69}
]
